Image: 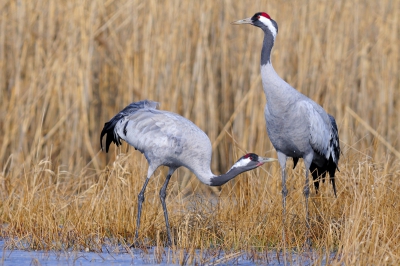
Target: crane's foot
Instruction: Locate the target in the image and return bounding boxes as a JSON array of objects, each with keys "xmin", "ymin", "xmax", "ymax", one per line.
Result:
[
  {"xmin": 128, "ymin": 240, "xmax": 140, "ymax": 249},
  {"xmin": 303, "ymin": 237, "xmax": 312, "ymax": 251},
  {"xmin": 129, "ymin": 239, "xmax": 151, "ymax": 249},
  {"xmin": 129, "ymin": 239, "xmax": 173, "ymax": 249}
]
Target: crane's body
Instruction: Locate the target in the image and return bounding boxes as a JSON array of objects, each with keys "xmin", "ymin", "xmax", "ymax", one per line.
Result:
[
  {"xmin": 262, "ymin": 63, "xmax": 339, "ymax": 181},
  {"xmin": 110, "ymin": 102, "xmax": 214, "ymax": 185},
  {"xmin": 233, "ymin": 12, "xmax": 340, "ymax": 248},
  {"xmin": 100, "ymin": 100, "xmax": 276, "ymax": 246}
]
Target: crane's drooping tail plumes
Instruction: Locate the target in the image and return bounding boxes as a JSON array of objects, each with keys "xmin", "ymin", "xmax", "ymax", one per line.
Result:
[
  {"xmin": 100, "ymin": 100, "xmax": 276, "ymax": 246},
  {"xmin": 311, "ymin": 114, "xmax": 340, "ymax": 197},
  {"xmin": 100, "ymin": 100, "xmax": 159, "ymax": 152}
]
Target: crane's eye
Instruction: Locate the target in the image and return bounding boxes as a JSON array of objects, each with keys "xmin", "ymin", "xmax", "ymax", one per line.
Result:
[{"xmin": 244, "ymin": 153, "xmax": 257, "ymax": 161}]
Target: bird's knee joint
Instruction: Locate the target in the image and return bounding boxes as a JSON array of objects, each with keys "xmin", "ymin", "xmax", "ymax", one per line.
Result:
[
  {"xmin": 282, "ymin": 188, "xmax": 288, "ymax": 197},
  {"xmin": 303, "ymin": 186, "xmax": 310, "ymax": 197},
  {"xmin": 159, "ymin": 190, "xmax": 166, "ymax": 200},
  {"xmin": 138, "ymin": 193, "xmax": 145, "ymax": 203}
]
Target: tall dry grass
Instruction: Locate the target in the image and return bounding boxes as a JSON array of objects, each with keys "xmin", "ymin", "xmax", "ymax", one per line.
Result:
[{"xmin": 0, "ymin": 0, "xmax": 399, "ymax": 264}]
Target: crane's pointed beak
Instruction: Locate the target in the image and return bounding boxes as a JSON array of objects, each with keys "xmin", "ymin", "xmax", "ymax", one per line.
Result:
[
  {"xmin": 231, "ymin": 17, "xmax": 253, "ymax": 25},
  {"xmin": 257, "ymin": 157, "xmax": 277, "ymax": 166}
]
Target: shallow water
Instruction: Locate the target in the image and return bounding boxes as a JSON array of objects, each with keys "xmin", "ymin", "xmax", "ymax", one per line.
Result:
[{"xmin": 0, "ymin": 240, "xmax": 332, "ymax": 265}]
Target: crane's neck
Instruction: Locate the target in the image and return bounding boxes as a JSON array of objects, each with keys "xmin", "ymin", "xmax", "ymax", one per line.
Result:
[
  {"xmin": 260, "ymin": 28, "xmax": 275, "ymax": 66},
  {"xmin": 208, "ymin": 165, "xmax": 255, "ymax": 187},
  {"xmin": 260, "ymin": 29, "xmax": 296, "ymax": 107},
  {"xmin": 188, "ymin": 161, "xmax": 256, "ymax": 186}
]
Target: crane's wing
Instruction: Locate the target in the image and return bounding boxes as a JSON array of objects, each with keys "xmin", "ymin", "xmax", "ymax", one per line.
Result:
[
  {"xmin": 121, "ymin": 109, "xmax": 187, "ymax": 157},
  {"xmin": 301, "ymin": 101, "xmax": 340, "ymax": 197},
  {"xmin": 302, "ymin": 101, "xmax": 331, "ymax": 159},
  {"xmin": 100, "ymin": 100, "xmax": 207, "ymax": 161}
]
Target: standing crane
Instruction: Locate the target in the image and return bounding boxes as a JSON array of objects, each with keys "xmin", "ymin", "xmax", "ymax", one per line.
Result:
[
  {"xmin": 100, "ymin": 100, "xmax": 276, "ymax": 247},
  {"xmin": 233, "ymin": 13, "xmax": 340, "ymax": 245}
]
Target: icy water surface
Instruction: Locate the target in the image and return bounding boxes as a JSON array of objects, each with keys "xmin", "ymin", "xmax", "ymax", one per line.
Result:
[{"xmin": 0, "ymin": 240, "xmax": 332, "ymax": 265}]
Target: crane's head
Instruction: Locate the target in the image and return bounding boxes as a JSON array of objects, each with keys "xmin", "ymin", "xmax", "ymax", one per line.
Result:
[
  {"xmin": 232, "ymin": 153, "xmax": 277, "ymax": 171},
  {"xmin": 232, "ymin": 12, "xmax": 278, "ymax": 39}
]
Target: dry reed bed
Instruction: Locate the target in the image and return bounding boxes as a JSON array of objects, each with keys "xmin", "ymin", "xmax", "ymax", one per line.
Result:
[{"xmin": 0, "ymin": 0, "xmax": 399, "ymax": 265}]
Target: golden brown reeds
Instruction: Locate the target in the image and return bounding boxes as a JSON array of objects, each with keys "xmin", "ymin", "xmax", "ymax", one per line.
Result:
[{"xmin": 0, "ymin": 0, "xmax": 399, "ymax": 264}]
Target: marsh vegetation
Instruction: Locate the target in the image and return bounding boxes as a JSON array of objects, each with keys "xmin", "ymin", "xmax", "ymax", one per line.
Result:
[{"xmin": 0, "ymin": 0, "xmax": 399, "ymax": 264}]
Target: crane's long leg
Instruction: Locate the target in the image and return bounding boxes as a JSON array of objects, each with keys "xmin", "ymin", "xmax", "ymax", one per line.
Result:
[
  {"xmin": 130, "ymin": 177, "xmax": 150, "ymax": 248},
  {"xmin": 281, "ymin": 167, "xmax": 288, "ymax": 225},
  {"xmin": 304, "ymin": 168, "xmax": 311, "ymax": 248},
  {"xmin": 159, "ymin": 173, "xmax": 172, "ymax": 246},
  {"xmin": 304, "ymin": 154, "xmax": 313, "ymax": 249},
  {"xmin": 277, "ymin": 152, "xmax": 288, "ymax": 265}
]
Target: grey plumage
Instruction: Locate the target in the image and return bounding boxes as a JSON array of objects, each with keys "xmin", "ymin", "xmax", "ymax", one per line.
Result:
[
  {"xmin": 100, "ymin": 100, "xmax": 276, "ymax": 246},
  {"xmin": 233, "ymin": 12, "xmax": 340, "ymax": 246}
]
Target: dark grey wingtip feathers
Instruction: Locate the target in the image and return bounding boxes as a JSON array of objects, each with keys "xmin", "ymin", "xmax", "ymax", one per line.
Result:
[
  {"xmin": 100, "ymin": 100, "xmax": 159, "ymax": 153},
  {"xmin": 293, "ymin": 157, "xmax": 299, "ymax": 169},
  {"xmin": 331, "ymin": 177, "xmax": 337, "ymax": 198},
  {"xmin": 100, "ymin": 120, "xmax": 122, "ymax": 153},
  {"xmin": 329, "ymin": 114, "xmax": 340, "ymax": 197}
]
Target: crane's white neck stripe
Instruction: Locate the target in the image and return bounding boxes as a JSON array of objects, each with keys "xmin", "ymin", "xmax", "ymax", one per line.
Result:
[
  {"xmin": 229, "ymin": 157, "xmax": 251, "ymax": 170},
  {"xmin": 259, "ymin": 16, "xmax": 276, "ymax": 38}
]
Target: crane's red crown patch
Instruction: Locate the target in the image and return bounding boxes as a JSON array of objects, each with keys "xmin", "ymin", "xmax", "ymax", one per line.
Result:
[{"xmin": 260, "ymin": 12, "xmax": 271, "ymax": 19}]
